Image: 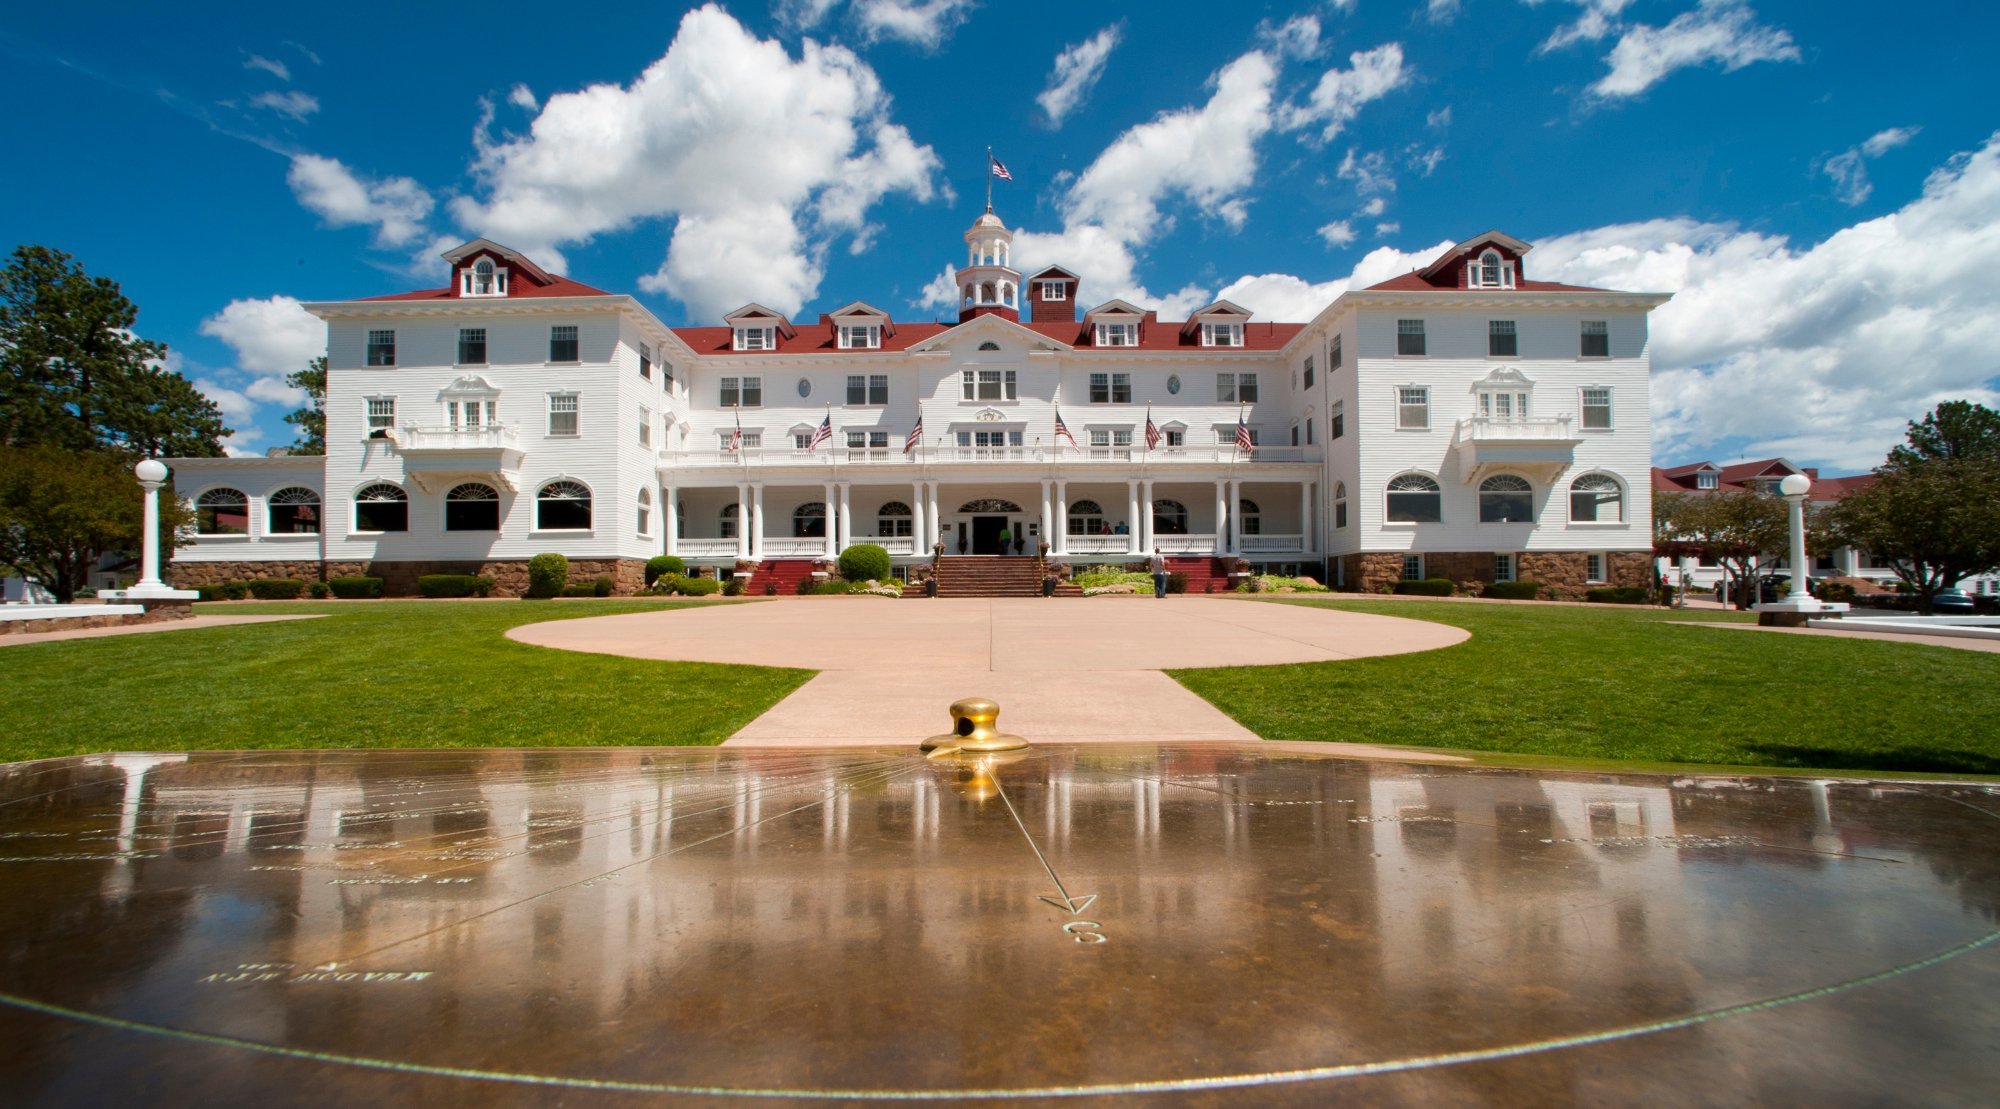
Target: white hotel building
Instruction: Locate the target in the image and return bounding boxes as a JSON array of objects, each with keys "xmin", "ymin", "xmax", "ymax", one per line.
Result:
[{"xmin": 165, "ymin": 216, "xmax": 1669, "ymax": 596}]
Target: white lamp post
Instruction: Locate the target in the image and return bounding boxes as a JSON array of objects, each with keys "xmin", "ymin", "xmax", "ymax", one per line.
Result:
[
  {"xmin": 1779, "ymin": 472, "xmax": 1813, "ymax": 602},
  {"xmin": 117, "ymin": 459, "xmax": 199, "ymax": 604}
]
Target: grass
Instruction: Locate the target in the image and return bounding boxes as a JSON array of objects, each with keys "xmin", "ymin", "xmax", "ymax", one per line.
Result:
[
  {"xmin": 1170, "ymin": 598, "xmax": 2000, "ymax": 776},
  {"xmin": 0, "ymin": 599, "xmax": 811, "ymax": 762}
]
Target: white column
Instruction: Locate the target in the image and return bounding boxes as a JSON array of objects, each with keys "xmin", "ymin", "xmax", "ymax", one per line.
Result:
[
  {"xmin": 735, "ymin": 482, "xmax": 750, "ymax": 560},
  {"xmin": 1140, "ymin": 479, "xmax": 1155, "ymax": 554},
  {"xmin": 1213, "ymin": 480, "xmax": 1229, "ymax": 556},
  {"xmin": 1040, "ymin": 480, "xmax": 1053, "ymax": 552},
  {"xmin": 664, "ymin": 485, "xmax": 679, "ymax": 557},
  {"xmin": 1054, "ymin": 480, "xmax": 1069, "ymax": 556},
  {"xmin": 1228, "ymin": 479, "xmax": 1243, "ymax": 557},
  {"xmin": 1299, "ymin": 481, "xmax": 1313, "ymax": 555},
  {"xmin": 823, "ymin": 481, "xmax": 838, "ymax": 558},
  {"xmin": 837, "ymin": 482, "xmax": 852, "ymax": 552},
  {"xmin": 750, "ymin": 483, "xmax": 766, "ymax": 560},
  {"xmin": 1126, "ymin": 480, "xmax": 1142, "ymax": 556},
  {"xmin": 911, "ymin": 481, "xmax": 926, "ymax": 554},
  {"xmin": 928, "ymin": 482, "xmax": 942, "ymax": 549},
  {"xmin": 135, "ymin": 461, "xmax": 166, "ymax": 590}
]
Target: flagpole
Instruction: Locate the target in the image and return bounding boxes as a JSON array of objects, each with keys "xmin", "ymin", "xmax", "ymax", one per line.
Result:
[{"xmin": 985, "ymin": 145, "xmax": 993, "ymax": 212}]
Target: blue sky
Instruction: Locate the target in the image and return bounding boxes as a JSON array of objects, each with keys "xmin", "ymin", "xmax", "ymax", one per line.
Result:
[{"xmin": 4, "ymin": 1, "xmax": 1996, "ymax": 470}]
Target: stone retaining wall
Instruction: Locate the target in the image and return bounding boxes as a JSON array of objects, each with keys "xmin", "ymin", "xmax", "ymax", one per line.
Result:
[
  {"xmin": 171, "ymin": 559, "xmax": 648, "ymax": 597},
  {"xmin": 170, "ymin": 562, "xmax": 326, "ymax": 590},
  {"xmin": 1339, "ymin": 550, "xmax": 1654, "ymax": 600},
  {"xmin": 0, "ymin": 602, "xmax": 192, "ymax": 636}
]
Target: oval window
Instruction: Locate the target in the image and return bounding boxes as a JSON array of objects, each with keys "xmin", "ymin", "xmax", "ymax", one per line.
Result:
[
  {"xmin": 796, "ymin": 377, "xmax": 812, "ymax": 398},
  {"xmin": 1167, "ymin": 374, "xmax": 1181, "ymax": 396}
]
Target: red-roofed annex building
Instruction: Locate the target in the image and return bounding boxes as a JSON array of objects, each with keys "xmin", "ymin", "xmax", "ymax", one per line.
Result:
[{"xmin": 164, "ymin": 221, "xmax": 1672, "ymax": 596}]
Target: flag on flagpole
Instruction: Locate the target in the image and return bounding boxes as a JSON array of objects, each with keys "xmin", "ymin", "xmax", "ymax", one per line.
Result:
[
  {"xmin": 728, "ymin": 405, "xmax": 744, "ymax": 452},
  {"xmin": 1144, "ymin": 404, "xmax": 1161, "ymax": 451},
  {"xmin": 1054, "ymin": 407, "xmax": 1079, "ymax": 451},
  {"xmin": 1235, "ymin": 409, "xmax": 1255, "ymax": 454},
  {"xmin": 904, "ymin": 413, "xmax": 924, "ymax": 455},
  {"xmin": 807, "ymin": 409, "xmax": 833, "ymax": 450},
  {"xmin": 990, "ymin": 155, "xmax": 1013, "ymax": 182}
]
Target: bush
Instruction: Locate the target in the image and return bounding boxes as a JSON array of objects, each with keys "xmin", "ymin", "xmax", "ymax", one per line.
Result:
[
  {"xmin": 1818, "ymin": 581, "xmax": 1856, "ymax": 604},
  {"xmin": 1585, "ymin": 586, "xmax": 1649, "ymax": 605},
  {"xmin": 1166, "ymin": 572, "xmax": 1188, "ymax": 595},
  {"xmin": 221, "ymin": 580, "xmax": 250, "ymax": 600},
  {"xmin": 74, "ymin": 587, "xmax": 97, "ymax": 599},
  {"xmin": 1073, "ymin": 569, "xmax": 1152, "ymax": 590},
  {"xmin": 796, "ymin": 575, "xmax": 818, "ymax": 595},
  {"xmin": 722, "ymin": 578, "xmax": 744, "ymax": 596},
  {"xmin": 559, "ymin": 583, "xmax": 598, "ymax": 597},
  {"xmin": 838, "ymin": 544, "xmax": 891, "ymax": 584},
  {"xmin": 248, "ymin": 578, "xmax": 305, "ymax": 600},
  {"xmin": 328, "ymin": 577, "xmax": 384, "ymax": 599},
  {"xmin": 307, "ymin": 582, "xmax": 331, "ymax": 599},
  {"xmin": 417, "ymin": 574, "xmax": 495, "ymax": 598},
  {"xmin": 1482, "ymin": 580, "xmax": 1542, "ymax": 601},
  {"xmin": 194, "ymin": 584, "xmax": 224, "ymax": 601},
  {"xmin": 764, "ymin": 581, "xmax": 779, "ymax": 596},
  {"xmin": 1393, "ymin": 578, "xmax": 1457, "ymax": 597},
  {"xmin": 526, "ymin": 553, "xmax": 568, "ymax": 599},
  {"xmin": 676, "ymin": 577, "xmax": 720, "ymax": 596},
  {"xmin": 644, "ymin": 555, "xmax": 686, "ymax": 585},
  {"xmin": 593, "ymin": 574, "xmax": 614, "ymax": 597}
]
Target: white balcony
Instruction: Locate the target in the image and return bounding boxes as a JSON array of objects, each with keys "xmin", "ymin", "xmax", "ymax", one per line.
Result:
[
  {"xmin": 391, "ymin": 424, "xmax": 525, "ymax": 492},
  {"xmin": 1453, "ymin": 417, "xmax": 1583, "ymax": 480},
  {"xmin": 658, "ymin": 444, "xmax": 1321, "ymax": 472}
]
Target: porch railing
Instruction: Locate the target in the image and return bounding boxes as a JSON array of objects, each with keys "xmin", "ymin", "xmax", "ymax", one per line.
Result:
[
  {"xmin": 1155, "ymin": 534, "xmax": 1218, "ymax": 555},
  {"xmin": 660, "ymin": 445, "xmax": 1322, "ymax": 468},
  {"xmin": 1064, "ymin": 535, "xmax": 1133, "ymax": 554},
  {"xmin": 677, "ymin": 539, "xmax": 738, "ymax": 560},
  {"xmin": 1240, "ymin": 534, "xmax": 1306, "ymax": 553}
]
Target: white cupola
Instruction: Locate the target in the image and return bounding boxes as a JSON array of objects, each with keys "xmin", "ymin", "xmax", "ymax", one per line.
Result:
[{"xmin": 955, "ymin": 209, "xmax": 1021, "ymax": 323}]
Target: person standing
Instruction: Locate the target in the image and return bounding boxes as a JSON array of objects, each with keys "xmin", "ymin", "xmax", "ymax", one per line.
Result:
[
  {"xmin": 1150, "ymin": 547, "xmax": 1168, "ymax": 599},
  {"xmin": 997, "ymin": 523, "xmax": 1012, "ymax": 555}
]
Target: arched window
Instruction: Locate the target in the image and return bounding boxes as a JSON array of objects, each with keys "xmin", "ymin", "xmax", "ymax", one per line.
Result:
[
  {"xmin": 353, "ymin": 483, "xmax": 408, "ymax": 533},
  {"xmin": 195, "ymin": 488, "xmax": 249, "ymax": 535},
  {"xmin": 957, "ymin": 499, "xmax": 1024, "ymax": 514},
  {"xmin": 1333, "ymin": 482, "xmax": 1348, "ymax": 529},
  {"xmin": 1067, "ymin": 499, "xmax": 1105, "ymax": 535},
  {"xmin": 1238, "ymin": 499, "xmax": 1262, "ymax": 536},
  {"xmin": 793, "ymin": 502, "xmax": 826, "ymax": 538},
  {"xmin": 1479, "ymin": 474, "xmax": 1534, "ymax": 523},
  {"xmin": 266, "ymin": 487, "xmax": 319, "ymax": 535},
  {"xmin": 637, "ymin": 488, "xmax": 652, "ymax": 536},
  {"xmin": 1386, "ymin": 474, "xmax": 1442, "ymax": 524},
  {"xmin": 1152, "ymin": 499, "xmax": 1189, "ymax": 535},
  {"xmin": 536, "ymin": 480, "xmax": 592, "ymax": 531},
  {"xmin": 878, "ymin": 500, "xmax": 913, "ymax": 538},
  {"xmin": 977, "ymin": 342, "xmax": 1000, "ymax": 351},
  {"xmin": 1476, "ymin": 250, "xmax": 1503, "ymax": 288},
  {"xmin": 445, "ymin": 483, "xmax": 500, "ymax": 531},
  {"xmin": 1570, "ymin": 473, "xmax": 1625, "ymax": 523},
  {"xmin": 980, "ymin": 282, "xmax": 996, "ymax": 303},
  {"xmin": 473, "ymin": 258, "xmax": 496, "ymax": 294},
  {"xmin": 720, "ymin": 503, "xmax": 739, "ymax": 540}
]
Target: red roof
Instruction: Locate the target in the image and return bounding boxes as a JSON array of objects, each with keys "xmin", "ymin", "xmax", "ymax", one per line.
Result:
[
  {"xmin": 361, "ymin": 273, "xmax": 612, "ymax": 302},
  {"xmin": 1360, "ymin": 271, "xmax": 1612, "ymax": 294},
  {"xmin": 669, "ymin": 318, "xmax": 1303, "ymax": 354},
  {"xmin": 1654, "ymin": 459, "xmax": 1873, "ymax": 501}
]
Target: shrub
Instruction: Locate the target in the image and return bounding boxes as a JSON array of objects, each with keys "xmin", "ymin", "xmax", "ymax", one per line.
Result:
[
  {"xmin": 644, "ymin": 555, "xmax": 686, "ymax": 585},
  {"xmin": 559, "ymin": 583, "xmax": 598, "ymax": 597},
  {"xmin": 74, "ymin": 587, "xmax": 97, "ymax": 599},
  {"xmin": 248, "ymin": 578, "xmax": 305, "ymax": 600},
  {"xmin": 526, "ymin": 553, "xmax": 568, "ymax": 599},
  {"xmin": 812, "ymin": 580, "xmax": 854, "ymax": 595},
  {"xmin": 195, "ymin": 585, "xmax": 224, "ymax": 601},
  {"xmin": 764, "ymin": 581, "xmax": 779, "ymax": 596},
  {"xmin": 796, "ymin": 576, "xmax": 818, "ymax": 595},
  {"xmin": 1073, "ymin": 569, "xmax": 1152, "ymax": 590},
  {"xmin": 676, "ymin": 577, "xmax": 720, "ymax": 597},
  {"xmin": 417, "ymin": 574, "xmax": 495, "ymax": 599},
  {"xmin": 1482, "ymin": 580, "xmax": 1542, "ymax": 601},
  {"xmin": 307, "ymin": 582, "xmax": 331, "ymax": 599},
  {"xmin": 1818, "ymin": 581, "xmax": 1856, "ymax": 604},
  {"xmin": 328, "ymin": 577, "xmax": 384, "ymax": 599},
  {"xmin": 221, "ymin": 580, "xmax": 250, "ymax": 600},
  {"xmin": 593, "ymin": 574, "xmax": 614, "ymax": 597},
  {"xmin": 1585, "ymin": 586, "xmax": 1649, "ymax": 605},
  {"xmin": 722, "ymin": 578, "xmax": 744, "ymax": 596},
  {"xmin": 1393, "ymin": 578, "xmax": 1457, "ymax": 597},
  {"xmin": 838, "ymin": 544, "xmax": 891, "ymax": 584},
  {"xmin": 1166, "ymin": 572, "xmax": 1188, "ymax": 595}
]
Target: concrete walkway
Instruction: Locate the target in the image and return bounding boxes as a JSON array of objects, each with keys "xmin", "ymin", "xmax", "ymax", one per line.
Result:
[
  {"xmin": 507, "ymin": 597, "xmax": 1466, "ymax": 746},
  {"xmin": 0, "ymin": 613, "xmax": 323, "ymax": 648}
]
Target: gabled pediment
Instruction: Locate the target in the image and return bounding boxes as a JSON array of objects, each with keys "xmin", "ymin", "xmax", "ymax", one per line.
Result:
[
  {"xmin": 441, "ymin": 238, "xmax": 555, "ymax": 284},
  {"xmin": 1420, "ymin": 230, "xmax": 1534, "ymax": 279},
  {"xmin": 439, "ymin": 373, "xmax": 500, "ymax": 396},
  {"xmin": 905, "ymin": 311, "xmax": 1072, "ymax": 353},
  {"xmin": 1180, "ymin": 299, "xmax": 1253, "ymax": 337},
  {"xmin": 1475, "ymin": 367, "xmax": 1535, "ymax": 388},
  {"xmin": 1084, "ymin": 298, "xmax": 1147, "ymax": 319},
  {"xmin": 723, "ymin": 303, "xmax": 797, "ymax": 338}
]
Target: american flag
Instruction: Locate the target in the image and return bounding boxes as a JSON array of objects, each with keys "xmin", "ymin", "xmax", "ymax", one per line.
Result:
[
  {"xmin": 1054, "ymin": 407, "xmax": 1079, "ymax": 451},
  {"xmin": 1144, "ymin": 406, "xmax": 1161, "ymax": 451},
  {"xmin": 807, "ymin": 410, "xmax": 833, "ymax": 450},
  {"xmin": 990, "ymin": 156, "xmax": 1013, "ymax": 182},
  {"xmin": 904, "ymin": 413, "xmax": 923, "ymax": 455},
  {"xmin": 1234, "ymin": 414, "xmax": 1255, "ymax": 454},
  {"xmin": 727, "ymin": 406, "xmax": 743, "ymax": 452}
]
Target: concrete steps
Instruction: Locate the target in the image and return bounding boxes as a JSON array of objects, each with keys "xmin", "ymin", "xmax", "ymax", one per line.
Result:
[
  {"xmin": 745, "ymin": 559, "xmax": 820, "ymax": 595},
  {"xmin": 931, "ymin": 556, "xmax": 1046, "ymax": 598}
]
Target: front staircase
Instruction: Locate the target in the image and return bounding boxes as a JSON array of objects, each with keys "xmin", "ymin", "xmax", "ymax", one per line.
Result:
[
  {"xmin": 926, "ymin": 556, "xmax": 1045, "ymax": 598},
  {"xmin": 1168, "ymin": 556, "xmax": 1236, "ymax": 594},
  {"xmin": 744, "ymin": 559, "xmax": 819, "ymax": 595}
]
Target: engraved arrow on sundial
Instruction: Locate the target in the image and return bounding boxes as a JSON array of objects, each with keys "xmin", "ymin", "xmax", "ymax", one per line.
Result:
[{"xmin": 987, "ymin": 767, "xmax": 1099, "ymax": 919}]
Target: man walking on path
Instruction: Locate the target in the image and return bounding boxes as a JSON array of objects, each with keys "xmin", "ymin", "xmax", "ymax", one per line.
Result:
[{"xmin": 1150, "ymin": 548, "xmax": 1168, "ymax": 599}]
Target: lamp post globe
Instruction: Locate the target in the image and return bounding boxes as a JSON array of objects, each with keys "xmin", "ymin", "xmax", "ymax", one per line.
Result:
[
  {"xmin": 1779, "ymin": 473, "xmax": 1811, "ymax": 499},
  {"xmin": 135, "ymin": 459, "xmax": 168, "ymax": 486}
]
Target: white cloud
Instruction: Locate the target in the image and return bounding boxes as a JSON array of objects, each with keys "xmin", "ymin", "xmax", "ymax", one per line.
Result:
[
  {"xmin": 1037, "ymin": 24, "xmax": 1122, "ymax": 127},
  {"xmin": 1374, "ymin": 221, "xmax": 1401, "ymax": 237},
  {"xmin": 1317, "ymin": 220, "xmax": 1357, "ymax": 248},
  {"xmin": 1406, "ymin": 143, "xmax": 1446, "ymax": 177},
  {"xmin": 1280, "ymin": 43, "xmax": 1409, "ymax": 142},
  {"xmin": 1337, "ymin": 148, "xmax": 1397, "ymax": 196},
  {"xmin": 1359, "ymin": 196, "xmax": 1387, "ymax": 217},
  {"xmin": 1532, "ymin": 0, "xmax": 1635, "ymax": 53},
  {"xmin": 243, "ymin": 54, "xmax": 290, "ymax": 81},
  {"xmin": 507, "ymin": 83, "xmax": 538, "ymax": 111},
  {"xmin": 911, "ymin": 263, "xmax": 958, "ymax": 313},
  {"xmin": 198, "ymin": 296, "xmax": 325, "ymax": 413},
  {"xmin": 450, "ymin": 5, "xmax": 938, "ymax": 321},
  {"xmin": 1588, "ymin": 0, "xmax": 1800, "ymax": 99},
  {"xmin": 251, "ymin": 90, "xmax": 319, "ymax": 122},
  {"xmin": 283, "ymin": 41, "xmax": 321, "ymax": 67},
  {"xmin": 1426, "ymin": 0, "xmax": 1462, "ymax": 25},
  {"xmin": 192, "ymin": 378, "xmax": 256, "ymax": 424},
  {"xmin": 1257, "ymin": 15, "xmax": 1322, "ymax": 60},
  {"xmin": 1822, "ymin": 126, "xmax": 1919, "ymax": 206},
  {"xmin": 853, "ymin": 0, "xmax": 980, "ymax": 48},
  {"xmin": 1427, "ymin": 106, "xmax": 1452, "ymax": 129},
  {"xmin": 1528, "ymin": 130, "xmax": 2000, "ymax": 468},
  {"xmin": 287, "ymin": 154, "xmax": 434, "ymax": 248}
]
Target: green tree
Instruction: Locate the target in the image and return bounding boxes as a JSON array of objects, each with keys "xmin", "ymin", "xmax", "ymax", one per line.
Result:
[
  {"xmin": 1654, "ymin": 489, "xmax": 1831, "ymax": 609},
  {"xmin": 284, "ymin": 355, "xmax": 327, "ymax": 455},
  {"xmin": 1833, "ymin": 400, "xmax": 2000, "ymax": 611},
  {"xmin": 1889, "ymin": 400, "xmax": 2000, "ymax": 467},
  {"xmin": 0, "ymin": 245, "xmax": 227, "ymax": 457},
  {"xmin": 0, "ymin": 445, "xmax": 193, "ymax": 602}
]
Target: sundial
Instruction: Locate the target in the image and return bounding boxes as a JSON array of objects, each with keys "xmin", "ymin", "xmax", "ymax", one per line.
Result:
[{"xmin": 0, "ymin": 737, "xmax": 1995, "ymax": 1103}]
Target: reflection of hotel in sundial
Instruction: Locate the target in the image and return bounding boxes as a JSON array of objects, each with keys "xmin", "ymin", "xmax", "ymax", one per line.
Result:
[{"xmin": 163, "ymin": 213, "xmax": 1670, "ymax": 598}]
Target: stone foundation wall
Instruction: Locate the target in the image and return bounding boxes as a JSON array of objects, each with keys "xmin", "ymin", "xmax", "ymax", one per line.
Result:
[
  {"xmin": 0, "ymin": 603, "xmax": 192, "ymax": 636},
  {"xmin": 172, "ymin": 559, "xmax": 648, "ymax": 597},
  {"xmin": 1340, "ymin": 550, "xmax": 1655, "ymax": 600},
  {"xmin": 1340, "ymin": 553, "xmax": 1410, "ymax": 594}
]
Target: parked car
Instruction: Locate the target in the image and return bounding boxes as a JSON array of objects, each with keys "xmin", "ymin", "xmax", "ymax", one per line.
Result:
[{"xmin": 1930, "ymin": 589, "xmax": 1976, "ymax": 613}]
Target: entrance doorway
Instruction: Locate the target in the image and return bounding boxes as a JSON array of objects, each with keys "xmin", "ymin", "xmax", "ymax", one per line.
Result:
[{"xmin": 972, "ymin": 516, "xmax": 1009, "ymax": 555}]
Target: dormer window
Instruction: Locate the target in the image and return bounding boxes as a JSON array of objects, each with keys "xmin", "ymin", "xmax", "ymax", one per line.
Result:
[
  {"xmin": 1469, "ymin": 249, "xmax": 1515, "ymax": 289},
  {"xmin": 1697, "ymin": 472, "xmax": 1719, "ymax": 490},
  {"xmin": 461, "ymin": 258, "xmax": 509, "ymax": 297},
  {"xmin": 734, "ymin": 327, "xmax": 774, "ymax": 352},
  {"xmin": 1201, "ymin": 322, "xmax": 1243, "ymax": 348},
  {"xmin": 838, "ymin": 325, "xmax": 881, "ymax": 350},
  {"xmin": 1095, "ymin": 322, "xmax": 1136, "ymax": 347},
  {"xmin": 1039, "ymin": 282, "xmax": 1067, "ymax": 301}
]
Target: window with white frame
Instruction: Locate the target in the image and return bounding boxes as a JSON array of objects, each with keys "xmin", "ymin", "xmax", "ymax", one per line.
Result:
[
  {"xmin": 1397, "ymin": 387, "xmax": 1428, "ymax": 430},
  {"xmin": 1094, "ymin": 322, "xmax": 1136, "ymax": 347},
  {"xmin": 1488, "ymin": 320, "xmax": 1517, "ymax": 357},
  {"xmin": 960, "ymin": 368, "xmax": 1017, "ymax": 401},
  {"xmin": 1090, "ymin": 373, "xmax": 1131, "ymax": 403},
  {"xmin": 1087, "ymin": 428, "xmax": 1133, "ymax": 450},
  {"xmin": 1580, "ymin": 320, "xmax": 1609, "ymax": 358},
  {"xmin": 957, "ymin": 429, "xmax": 1023, "ymax": 449},
  {"xmin": 720, "ymin": 431, "xmax": 763, "ymax": 451},
  {"xmin": 1386, "ymin": 473, "xmax": 1442, "ymax": 523},
  {"xmin": 1238, "ymin": 499, "xmax": 1261, "ymax": 535},
  {"xmin": 1303, "ymin": 355, "xmax": 1316, "ymax": 390},
  {"xmin": 1330, "ymin": 333, "xmax": 1343, "ymax": 370},
  {"xmin": 1479, "ymin": 474, "xmax": 1534, "ymax": 523},
  {"xmin": 1470, "ymin": 250, "xmax": 1514, "ymax": 289},
  {"xmin": 195, "ymin": 488, "xmax": 248, "ymax": 535},
  {"xmin": 1218, "ymin": 426, "xmax": 1261, "ymax": 447},
  {"xmin": 458, "ymin": 328, "xmax": 487, "ymax": 365},
  {"xmin": 1586, "ymin": 553, "xmax": 1606, "ymax": 582},
  {"xmin": 733, "ymin": 327, "xmax": 773, "ymax": 352},
  {"xmin": 1331, "ymin": 400, "xmax": 1345, "ymax": 439},
  {"xmin": 1697, "ymin": 471, "xmax": 1719, "ymax": 490},
  {"xmin": 1039, "ymin": 282, "xmax": 1067, "ymax": 301},
  {"xmin": 719, "ymin": 376, "xmax": 762, "ymax": 408},
  {"xmin": 1401, "ymin": 554, "xmax": 1424, "ymax": 580},
  {"xmin": 847, "ymin": 374, "xmax": 889, "ymax": 405},
  {"xmin": 464, "ymin": 258, "xmax": 507, "ymax": 297},
  {"xmin": 353, "ymin": 483, "xmax": 408, "ymax": 533},
  {"xmin": 637, "ymin": 405, "xmax": 651, "ymax": 448},
  {"xmin": 1581, "ymin": 387, "xmax": 1613, "ymax": 429},
  {"xmin": 1333, "ymin": 482, "xmax": 1348, "ymax": 529},
  {"xmin": 639, "ymin": 343, "xmax": 652, "ymax": 380},
  {"xmin": 846, "ymin": 430, "xmax": 889, "ymax": 451},
  {"xmin": 1164, "ymin": 427, "xmax": 1184, "ymax": 447},
  {"xmin": 267, "ymin": 487, "xmax": 320, "ymax": 534},
  {"xmin": 536, "ymin": 480, "xmax": 592, "ymax": 531},
  {"xmin": 549, "ymin": 325, "xmax": 579, "ymax": 363},
  {"xmin": 1479, "ymin": 387, "xmax": 1530, "ymax": 421},
  {"xmin": 547, "ymin": 393, "xmax": 579, "ymax": 436},
  {"xmin": 446, "ymin": 394, "xmax": 495, "ymax": 429},
  {"xmin": 366, "ymin": 330, "xmax": 396, "ymax": 366},
  {"xmin": 1067, "ymin": 499, "xmax": 1105, "ymax": 535},
  {"xmin": 365, "ymin": 397, "xmax": 396, "ymax": 437},
  {"xmin": 1201, "ymin": 322, "xmax": 1243, "ymax": 347},
  {"xmin": 1397, "ymin": 319, "xmax": 1426, "ymax": 356},
  {"xmin": 1216, "ymin": 372, "xmax": 1258, "ymax": 403},
  {"xmin": 445, "ymin": 483, "xmax": 499, "ymax": 531},
  {"xmin": 636, "ymin": 488, "xmax": 652, "ymax": 536},
  {"xmin": 1152, "ymin": 499, "xmax": 1189, "ymax": 534},
  {"xmin": 877, "ymin": 501, "xmax": 913, "ymax": 537},
  {"xmin": 719, "ymin": 504, "xmax": 739, "ymax": 539},
  {"xmin": 1493, "ymin": 553, "xmax": 1516, "ymax": 582},
  {"xmin": 1570, "ymin": 473, "xmax": 1624, "ymax": 523},
  {"xmin": 838, "ymin": 325, "xmax": 881, "ymax": 350}
]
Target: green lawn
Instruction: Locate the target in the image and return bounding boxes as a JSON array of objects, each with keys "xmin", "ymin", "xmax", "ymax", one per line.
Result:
[
  {"xmin": 0, "ymin": 600, "xmax": 811, "ymax": 762},
  {"xmin": 1170, "ymin": 599, "xmax": 2000, "ymax": 776}
]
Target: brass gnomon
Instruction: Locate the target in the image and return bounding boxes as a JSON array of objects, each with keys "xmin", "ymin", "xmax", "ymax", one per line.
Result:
[{"xmin": 921, "ymin": 697, "xmax": 1029, "ymax": 759}]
